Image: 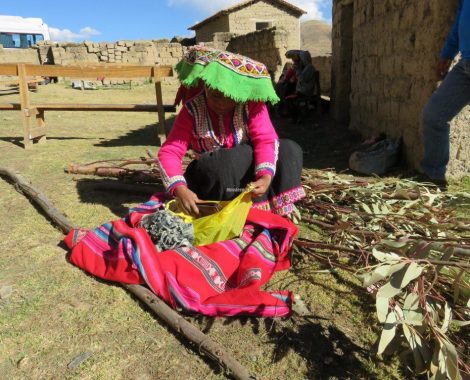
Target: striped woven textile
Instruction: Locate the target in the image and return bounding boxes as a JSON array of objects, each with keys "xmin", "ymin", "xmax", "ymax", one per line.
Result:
[{"xmin": 64, "ymin": 193, "xmax": 298, "ymax": 317}]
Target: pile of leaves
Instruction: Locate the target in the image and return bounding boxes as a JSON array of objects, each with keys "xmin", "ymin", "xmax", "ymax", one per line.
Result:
[{"xmin": 297, "ymin": 170, "xmax": 470, "ymax": 380}]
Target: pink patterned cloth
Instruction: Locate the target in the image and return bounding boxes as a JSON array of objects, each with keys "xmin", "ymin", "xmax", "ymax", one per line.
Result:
[
  {"xmin": 158, "ymin": 92, "xmax": 279, "ymax": 194},
  {"xmin": 64, "ymin": 194, "xmax": 299, "ymax": 318}
]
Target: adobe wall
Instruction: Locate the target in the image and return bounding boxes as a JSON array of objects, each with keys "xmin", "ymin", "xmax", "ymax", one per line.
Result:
[
  {"xmin": 228, "ymin": 1, "xmax": 301, "ymax": 50},
  {"xmin": 331, "ymin": 0, "xmax": 469, "ymax": 178},
  {"xmin": 226, "ymin": 27, "xmax": 288, "ymax": 80},
  {"xmin": 312, "ymin": 56, "xmax": 331, "ymax": 96},
  {"xmin": 0, "ymin": 46, "xmax": 41, "ymax": 64},
  {"xmin": 195, "ymin": 16, "xmax": 231, "ymax": 44},
  {"xmin": 37, "ymin": 40, "xmax": 185, "ymax": 66},
  {"xmin": 0, "ymin": 40, "xmax": 185, "ymax": 67}
]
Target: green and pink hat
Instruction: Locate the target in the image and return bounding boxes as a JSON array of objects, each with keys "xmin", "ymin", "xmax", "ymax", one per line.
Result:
[{"xmin": 175, "ymin": 45, "xmax": 279, "ymax": 104}]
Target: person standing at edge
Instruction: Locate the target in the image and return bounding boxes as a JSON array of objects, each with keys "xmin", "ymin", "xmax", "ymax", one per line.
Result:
[{"xmin": 420, "ymin": 0, "xmax": 470, "ymax": 188}]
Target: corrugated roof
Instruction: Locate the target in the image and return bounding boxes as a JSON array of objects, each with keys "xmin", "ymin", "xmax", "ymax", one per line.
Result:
[{"xmin": 188, "ymin": 0, "xmax": 306, "ymax": 30}]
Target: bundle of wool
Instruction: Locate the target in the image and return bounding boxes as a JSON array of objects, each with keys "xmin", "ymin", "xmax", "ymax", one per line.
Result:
[{"xmin": 140, "ymin": 210, "xmax": 194, "ymax": 251}]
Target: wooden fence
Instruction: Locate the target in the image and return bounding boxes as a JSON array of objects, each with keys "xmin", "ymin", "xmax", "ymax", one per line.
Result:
[{"xmin": 0, "ymin": 63, "xmax": 176, "ymax": 148}]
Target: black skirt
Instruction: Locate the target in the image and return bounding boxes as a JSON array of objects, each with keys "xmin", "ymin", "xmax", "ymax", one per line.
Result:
[{"xmin": 184, "ymin": 138, "xmax": 305, "ymax": 216}]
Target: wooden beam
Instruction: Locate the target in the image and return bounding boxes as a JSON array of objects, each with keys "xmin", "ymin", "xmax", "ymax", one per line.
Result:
[
  {"xmin": 34, "ymin": 109, "xmax": 47, "ymax": 144},
  {"xmin": 154, "ymin": 66, "xmax": 173, "ymax": 78},
  {"xmin": 32, "ymin": 103, "xmax": 176, "ymax": 112},
  {"xmin": 25, "ymin": 64, "xmax": 173, "ymax": 79},
  {"xmin": 153, "ymin": 65, "xmax": 168, "ymax": 145},
  {"xmin": 0, "ymin": 103, "xmax": 20, "ymax": 110},
  {"xmin": 18, "ymin": 64, "xmax": 33, "ymax": 149},
  {"xmin": 0, "ymin": 64, "xmax": 19, "ymax": 76},
  {"xmin": 29, "ymin": 126, "xmax": 47, "ymax": 140}
]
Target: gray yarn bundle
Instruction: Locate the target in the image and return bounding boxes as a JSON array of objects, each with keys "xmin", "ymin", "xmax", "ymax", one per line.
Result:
[{"xmin": 140, "ymin": 210, "xmax": 194, "ymax": 252}]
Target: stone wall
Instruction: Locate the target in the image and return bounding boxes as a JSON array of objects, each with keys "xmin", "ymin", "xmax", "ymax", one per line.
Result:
[
  {"xmin": 331, "ymin": 0, "xmax": 469, "ymax": 178},
  {"xmin": 312, "ymin": 56, "xmax": 331, "ymax": 96},
  {"xmin": 1, "ymin": 40, "xmax": 185, "ymax": 66},
  {"xmin": 0, "ymin": 46, "xmax": 40, "ymax": 64},
  {"xmin": 37, "ymin": 40, "xmax": 185, "ymax": 66},
  {"xmin": 226, "ymin": 27, "xmax": 288, "ymax": 80},
  {"xmin": 331, "ymin": 0, "xmax": 353, "ymax": 123}
]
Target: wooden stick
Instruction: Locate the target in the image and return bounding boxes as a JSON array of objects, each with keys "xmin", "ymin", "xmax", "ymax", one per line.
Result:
[
  {"xmin": 0, "ymin": 166, "xmax": 252, "ymax": 380},
  {"xmin": 18, "ymin": 63, "xmax": 34, "ymax": 149},
  {"xmin": 153, "ymin": 65, "xmax": 167, "ymax": 145},
  {"xmin": 65, "ymin": 164, "xmax": 162, "ymax": 183},
  {"xmin": 123, "ymin": 284, "xmax": 252, "ymax": 380},
  {"xmin": 295, "ymin": 238, "xmax": 470, "ymax": 269}
]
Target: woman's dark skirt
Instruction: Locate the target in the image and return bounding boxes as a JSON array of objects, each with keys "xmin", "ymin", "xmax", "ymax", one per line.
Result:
[{"xmin": 184, "ymin": 138, "xmax": 305, "ymax": 216}]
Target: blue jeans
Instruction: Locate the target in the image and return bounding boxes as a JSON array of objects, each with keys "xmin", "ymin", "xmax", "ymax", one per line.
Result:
[{"xmin": 421, "ymin": 59, "xmax": 470, "ymax": 180}]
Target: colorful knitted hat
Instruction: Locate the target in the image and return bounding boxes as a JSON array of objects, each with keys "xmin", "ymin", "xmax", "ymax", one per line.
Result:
[{"xmin": 174, "ymin": 46, "xmax": 279, "ymax": 104}]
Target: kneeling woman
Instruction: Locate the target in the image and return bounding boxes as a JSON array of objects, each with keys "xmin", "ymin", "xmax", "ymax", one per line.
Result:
[{"xmin": 158, "ymin": 46, "xmax": 305, "ymax": 217}]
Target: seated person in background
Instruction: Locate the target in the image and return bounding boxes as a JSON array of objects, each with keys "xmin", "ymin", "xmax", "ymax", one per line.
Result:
[
  {"xmin": 284, "ymin": 50, "xmax": 316, "ymax": 122},
  {"xmin": 158, "ymin": 46, "xmax": 305, "ymax": 218},
  {"xmin": 276, "ymin": 51, "xmax": 300, "ymax": 102}
]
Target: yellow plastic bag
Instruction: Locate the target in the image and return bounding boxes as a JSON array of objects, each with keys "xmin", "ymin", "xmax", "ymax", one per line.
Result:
[{"xmin": 166, "ymin": 189, "xmax": 253, "ymax": 246}]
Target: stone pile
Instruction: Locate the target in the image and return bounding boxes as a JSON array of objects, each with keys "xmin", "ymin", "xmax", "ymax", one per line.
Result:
[{"xmin": 35, "ymin": 40, "xmax": 185, "ymax": 67}]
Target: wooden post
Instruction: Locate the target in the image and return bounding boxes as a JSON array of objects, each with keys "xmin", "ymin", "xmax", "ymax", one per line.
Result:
[
  {"xmin": 153, "ymin": 66, "xmax": 167, "ymax": 145},
  {"xmin": 18, "ymin": 64, "xmax": 33, "ymax": 149},
  {"xmin": 35, "ymin": 109, "xmax": 47, "ymax": 144}
]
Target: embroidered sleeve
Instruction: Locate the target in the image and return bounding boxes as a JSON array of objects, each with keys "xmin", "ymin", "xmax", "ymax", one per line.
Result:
[
  {"xmin": 246, "ymin": 102, "xmax": 279, "ymax": 178},
  {"xmin": 157, "ymin": 106, "xmax": 193, "ymax": 194}
]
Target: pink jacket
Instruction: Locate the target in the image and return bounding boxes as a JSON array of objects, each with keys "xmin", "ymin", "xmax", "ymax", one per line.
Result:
[{"xmin": 158, "ymin": 93, "xmax": 279, "ymax": 194}]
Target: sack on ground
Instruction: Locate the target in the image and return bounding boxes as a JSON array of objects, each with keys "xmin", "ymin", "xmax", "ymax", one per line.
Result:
[
  {"xmin": 349, "ymin": 138, "xmax": 401, "ymax": 175},
  {"xmin": 166, "ymin": 189, "xmax": 253, "ymax": 246}
]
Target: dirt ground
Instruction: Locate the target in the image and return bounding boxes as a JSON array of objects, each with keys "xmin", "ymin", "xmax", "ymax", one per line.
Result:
[{"xmin": 1, "ymin": 82, "xmax": 464, "ymax": 380}]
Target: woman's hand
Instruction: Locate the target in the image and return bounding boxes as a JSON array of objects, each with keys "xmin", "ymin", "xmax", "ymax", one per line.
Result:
[
  {"xmin": 251, "ymin": 175, "xmax": 272, "ymax": 198},
  {"xmin": 174, "ymin": 186, "xmax": 201, "ymax": 216}
]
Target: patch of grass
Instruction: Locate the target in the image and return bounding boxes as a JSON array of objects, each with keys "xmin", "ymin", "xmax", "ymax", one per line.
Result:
[{"xmin": 0, "ymin": 83, "xmax": 435, "ymax": 379}]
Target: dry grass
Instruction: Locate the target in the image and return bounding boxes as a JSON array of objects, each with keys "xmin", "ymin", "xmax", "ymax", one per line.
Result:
[{"xmin": 0, "ymin": 82, "xmax": 414, "ymax": 380}]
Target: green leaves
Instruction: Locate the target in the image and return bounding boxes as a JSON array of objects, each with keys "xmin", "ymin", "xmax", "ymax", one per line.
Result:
[
  {"xmin": 402, "ymin": 323, "xmax": 431, "ymax": 373},
  {"xmin": 376, "ymin": 262, "xmax": 424, "ymax": 299},
  {"xmin": 361, "ymin": 262, "xmax": 406, "ymax": 287},
  {"xmin": 300, "ymin": 170, "xmax": 470, "ymax": 380},
  {"xmin": 362, "ymin": 250, "xmax": 465, "ymax": 380},
  {"xmin": 403, "ymin": 292, "xmax": 423, "ymax": 326},
  {"xmin": 377, "ymin": 310, "xmax": 398, "ymax": 354},
  {"xmin": 371, "ymin": 248, "xmax": 400, "ymax": 263},
  {"xmin": 376, "ymin": 296, "xmax": 389, "ymax": 323},
  {"xmin": 430, "ymin": 339, "xmax": 462, "ymax": 380}
]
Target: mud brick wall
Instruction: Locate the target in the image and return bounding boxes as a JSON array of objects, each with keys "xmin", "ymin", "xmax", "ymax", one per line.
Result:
[
  {"xmin": 195, "ymin": 16, "xmax": 231, "ymax": 44},
  {"xmin": 37, "ymin": 40, "xmax": 186, "ymax": 66},
  {"xmin": 226, "ymin": 27, "xmax": 288, "ymax": 80},
  {"xmin": 0, "ymin": 46, "xmax": 40, "ymax": 64},
  {"xmin": 312, "ymin": 56, "xmax": 331, "ymax": 96},
  {"xmin": 331, "ymin": 0, "xmax": 469, "ymax": 178},
  {"xmin": 194, "ymin": 1, "xmax": 301, "ymax": 51},
  {"xmin": 228, "ymin": 1, "xmax": 301, "ymax": 51}
]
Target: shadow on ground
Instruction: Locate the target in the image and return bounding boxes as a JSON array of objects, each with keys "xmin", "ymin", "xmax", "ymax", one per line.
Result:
[
  {"xmin": 92, "ymin": 107, "xmax": 361, "ymax": 173},
  {"xmin": 94, "ymin": 116, "xmax": 176, "ymax": 148},
  {"xmin": 192, "ymin": 313, "xmax": 377, "ymax": 379},
  {"xmin": 75, "ymin": 178, "xmax": 163, "ymax": 216},
  {"xmin": 271, "ymin": 106, "xmax": 363, "ymax": 172},
  {"xmin": 0, "ymin": 136, "xmax": 102, "ymax": 148}
]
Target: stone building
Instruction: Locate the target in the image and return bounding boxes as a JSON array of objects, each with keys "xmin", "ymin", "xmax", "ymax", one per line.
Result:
[
  {"xmin": 331, "ymin": 0, "xmax": 469, "ymax": 178},
  {"xmin": 189, "ymin": 0, "xmax": 306, "ymax": 51}
]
